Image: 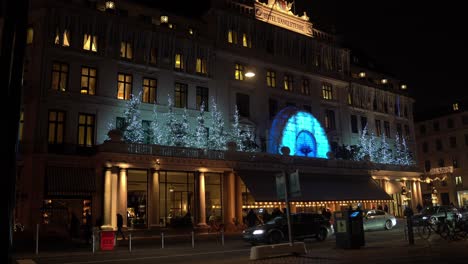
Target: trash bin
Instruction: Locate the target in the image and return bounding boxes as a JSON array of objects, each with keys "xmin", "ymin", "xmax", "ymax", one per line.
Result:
[
  {"xmin": 333, "ymin": 209, "xmax": 365, "ymax": 249},
  {"xmin": 100, "ymin": 230, "xmax": 115, "ymax": 251}
]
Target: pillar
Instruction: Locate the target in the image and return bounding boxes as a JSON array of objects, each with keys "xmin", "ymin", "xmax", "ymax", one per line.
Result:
[
  {"xmin": 223, "ymin": 171, "xmax": 236, "ymax": 227},
  {"xmin": 110, "ymin": 168, "xmax": 118, "ymax": 229},
  {"xmin": 103, "ymin": 167, "xmax": 112, "ymax": 228},
  {"xmin": 198, "ymin": 172, "xmax": 206, "ymax": 226},
  {"xmin": 118, "ymin": 168, "xmax": 127, "ymax": 227},
  {"xmin": 150, "ymin": 170, "xmax": 160, "ymax": 227},
  {"xmin": 235, "ymin": 174, "xmax": 243, "ymax": 223}
]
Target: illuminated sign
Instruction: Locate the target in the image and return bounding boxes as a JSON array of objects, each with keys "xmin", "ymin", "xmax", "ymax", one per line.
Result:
[
  {"xmin": 254, "ymin": 1, "xmax": 313, "ymax": 37},
  {"xmin": 268, "ymin": 107, "xmax": 330, "ymax": 158},
  {"xmin": 429, "ymin": 166, "xmax": 453, "ymax": 175}
]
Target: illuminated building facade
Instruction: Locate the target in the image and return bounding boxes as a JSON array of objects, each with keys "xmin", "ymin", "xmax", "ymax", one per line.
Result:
[
  {"xmin": 415, "ymin": 104, "xmax": 468, "ymax": 207},
  {"xmin": 15, "ymin": 0, "xmax": 421, "ymax": 235}
]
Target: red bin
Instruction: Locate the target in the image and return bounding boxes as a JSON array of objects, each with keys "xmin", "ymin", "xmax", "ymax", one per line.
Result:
[{"xmin": 100, "ymin": 230, "xmax": 115, "ymax": 250}]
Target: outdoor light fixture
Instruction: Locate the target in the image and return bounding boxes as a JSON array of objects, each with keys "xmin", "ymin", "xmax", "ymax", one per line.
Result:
[
  {"xmin": 358, "ymin": 72, "xmax": 366, "ymax": 78},
  {"xmin": 400, "ymin": 84, "xmax": 407, "ymax": 90},
  {"xmin": 169, "ymin": 185, "xmax": 174, "ymax": 192},
  {"xmin": 160, "ymin": 15, "xmax": 169, "ymax": 24},
  {"xmin": 105, "ymin": 1, "xmax": 115, "ymax": 10},
  {"xmin": 245, "ymin": 66, "xmax": 256, "ymax": 78},
  {"xmin": 381, "ymin": 78, "xmax": 388, "ymax": 84}
]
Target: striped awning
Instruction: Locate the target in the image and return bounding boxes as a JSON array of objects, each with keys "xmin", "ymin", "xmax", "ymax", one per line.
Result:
[{"xmin": 46, "ymin": 167, "xmax": 96, "ymax": 196}]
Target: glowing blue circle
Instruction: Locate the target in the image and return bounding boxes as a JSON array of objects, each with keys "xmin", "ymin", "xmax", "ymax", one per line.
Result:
[{"xmin": 269, "ymin": 107, "xmax": 330, "ymax": 158}]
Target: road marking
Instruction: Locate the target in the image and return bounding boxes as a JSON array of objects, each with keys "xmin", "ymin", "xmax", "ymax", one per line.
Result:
[{"xmin": 59, "ymin": 249, "xmax": 250, "ymax": 264}]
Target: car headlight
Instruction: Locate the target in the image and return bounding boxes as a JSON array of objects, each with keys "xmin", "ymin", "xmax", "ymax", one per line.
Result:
[
  {"xmin": 252, "ymin": 229, "xmax": 265, "ymax": 235},
  {"xmin": 422, "ymin": 216, "xmax": 428, "ymax": 220}
]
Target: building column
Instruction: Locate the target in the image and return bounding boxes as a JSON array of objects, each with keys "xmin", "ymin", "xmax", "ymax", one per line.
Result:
[
  {"xmin": 103, "ymin": 167, "xmax": 112, "ymax": 228},
  {"xmin": 198, "ymin": 172, "xmax": 206, "ymax": 226},
  {"xmin": 118, "ymin": 168, "xmax": 127, "ymax": 227},
  {"xmin": 110, "ymin": 168, "xmax": 118, "ymax": 229},
  {"xmin": 150, "ymin": 170, "xmax": 160, "ymax": 227},
  {"xmin": 235, "ymin": 174, "xmax": 243, "ymax": 224},
  {"xmin": 223, "ymin": 171, "xmax": 236, "ymax": 229}
]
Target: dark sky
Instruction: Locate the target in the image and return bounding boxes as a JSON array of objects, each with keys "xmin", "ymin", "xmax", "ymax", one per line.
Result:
[{"xmin": 147, "ymin": 0, "xmax": 467, "ymax": 117}]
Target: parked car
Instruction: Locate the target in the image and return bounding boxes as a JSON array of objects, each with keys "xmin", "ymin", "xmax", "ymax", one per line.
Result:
[
  {"xmin": 242, "ymin": 212, "xmax": 334, "ymax": 244},
  {"xmin": 412, "ymin": 205, "xmax": 462, "ymax": 226},
  {"xmin": 362, "ymin": 209, "xmax": 397, "ymax": 231}
]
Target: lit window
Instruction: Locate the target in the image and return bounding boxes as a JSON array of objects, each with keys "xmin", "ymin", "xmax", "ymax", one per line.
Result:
[
  {"xmin": 174, "ymin": 53, "xmax": 184, "ymax": 70},
  {"xmin": 80, "ymin": 66, "xmax": 97, "ymax": 95},
  {"xmin": 48, "ymin": 110, "xmax": 65, "ymax": 144},
  {"xmin": 453, "ymin": 103, "xmax": 459, "ymax": 111},
  {"xmin": 228, "ymin": 30, "xmax": 237, "ymax": 44},
  {"xmin": 78, "ymin": 113, "xmax": 95, "ymax": 147},
  {"xmin": 105, "ymin": 1, "xmax": 115, "ymax": 10},
  {"xmin": 51, "ymin": 62, "xmax": 68, "ymax": 92},
  {"xmin": 174, "ymin": 82, "xmax": 188, "ymax": 108},
  {"xmin": 142, "ymin": 78, "xmax": 157, "ymax": 104},
  {"xmin": 235, "ymin": 64, "xmax": 245, "ymax": 81},
  {"xmin": 284, "ymin": 74, "xmax": 293, "ymax": 91},
  {"xmin": 83, "ymin": 34, "xmax": 98, "ymax": 52},
  {"xmin": 160, "ymin": 15, "xmax": 169, "ymax": 24},
  {"xmin": 301, "ymin": 79, "xmax": 310, "ymax": 95},
  {"xmin": 117, "ymin": 73, "xmax": 132, "ymax": 100},
  {"xmin": 324, "ymin": 109, "xmax": 336, "ymax": 130},
  {"xmin": 120, "ymin": 41, "xmax": 133, "ymax": 59},
  {"xmin": 400, "ymin": 84, "xmax": 407, "ymax": 90},
  {"xmin": 322, "ymin": 83, "xmax": 333, "ymax": 100},
  {"xmin": 26, "ymin": 27, "xmax": 34, "ymax": 44},
  {"xmin": 455, "ymin": 176, "xmax": 462, "ymax": 185},
  {"xmin": 196, "ymin": 58, "xmax": 207, "ymax": 74},
  {"xmin": 55, "ymin": 28, "xmax": 70, "ymax": 47},
  {"xmin": 266, "ymin": 70, "xmax": 276, "ymax": 88},
  {"xmin": 242, "ymin": 33, "xmax": 251, "ymax": 48}
]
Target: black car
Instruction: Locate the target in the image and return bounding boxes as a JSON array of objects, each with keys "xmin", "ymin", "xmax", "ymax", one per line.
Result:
[
  {"xmin": 412, "ymin": 205, "xmax": 462, "ymax": 226},
  {"xmin": 242, "ymin": 212, "xmax": 334, "ymax": 244}
]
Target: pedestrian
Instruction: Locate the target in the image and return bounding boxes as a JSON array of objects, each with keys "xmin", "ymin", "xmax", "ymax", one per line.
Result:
[
  {"xmin": 116, "ymin": 213, "xmax": 125, "ymax": 240},
  {"xmin": 383, "ymin": 204, "xmax": 389, "ymax": 213},
  {"xmin": 84, "ymin": 209, "xmax": 93, "ymax": 244},
  {"xmin": 246, "ymin": 209, "xmax": 258, "ymax": 227},
  {"xmin": 416, "ymin": 203, "xmax": 423, "ymax": 213}
]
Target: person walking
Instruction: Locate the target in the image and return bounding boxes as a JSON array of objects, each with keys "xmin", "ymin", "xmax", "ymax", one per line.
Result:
[
  {"xmin": 246, "ymin": 209, "xmax": 259, "ymax": 228},
  {"xmin": 116, "ymin": 213, "xmax": 125, "ymax": 240},
  {"xmin": 84, "ymin": 209, "xmax": 93, "ymax": 244}
]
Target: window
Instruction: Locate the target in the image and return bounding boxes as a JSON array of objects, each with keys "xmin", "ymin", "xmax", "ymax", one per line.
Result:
[
  {"xmin": 54, "ymin": 28, "xmax": 70, "ymax": 47},
  {"xmin": 174, "ymin": 82, "xmax": 188, "ymax": 108},
  {"xmin": 453, "ymin": 158, "xmax": 459, "ymax": 168},
  {"xmin": 236, "ymin": 93, "xmax": 250, "ymax": 118},
  {"xmin": 227, "ymin": 30, "xmax": 237, "ymax": 44},
  {"xmin": 301, "ymin": 79, "xmax": 310, "ymax": 95},
  {"xmin": 174, "ymin": 53, "xmax": 184, "ymax": 70},
  {"xmin": 438, "ymin": 158, "xmax": 445, "ymax": 167},
  {"xmin": 322, "ymin": 83, "xmax": 333, "ymax": 100},
  {"xmin": 83, "ymin": 33, "xmax": 97, "ymax": 52},
  {"xmin": 436, "ymin": 139, "xmax": 443, "ymax": 151},
  {"xmin": 142, "ymin": 120, "xmax": 152, "ymax": 144},
  {"xmin": 117, "ymin": 73, "xmax": 132, "ymax": 100},
  {"xmin": 26, "ymin": 27, "xmax": 34, "ymax": 44},
  {"xmin": 419, "ymin": 124, "xmax": 426, "ymax": 135},
  {"xmin": 48, "ymin": 110, "xmax": 65, "ymax": 144},
  {"xmin": 447, "ymin": 118, "xmax": 454, "ymax": 129},
  {"xmin": 455, "ymin": 176, "xmax": 462, "ymax": 185},
  {"xmin": 80, "ymin": 66, "xmax": 97, "ymax": 95},
  {"xmin": 325, "ymin": 109, "xmax": 336, "ymax": 130},
  {"xmin": 142, "ymin": 78, "xmax": 157, "ymax": 104},
  {"xmin": 375, "ymin": 119, "xmax": 382, "ymax": 136},
  {"xmin": 360, "ymin": 116, "xmax": 367, "ymax": 132},
  {"xmin": 242, "ymin": 33, "xmax": 251, "ymax": 48},
  {"xmin": 51, "ymin": 62, "xmax": 68, "ymax": 91},
  {"xmin": 453, "ymin": 103, "xmax": 459, "ymax": 111},
  {"xmin": 384, "ymin": 121, "xmax": 390, "ymax": 137},
  {"xmin": 149, "ymin": 48, "xmax": 157, "ymax": 64},
  {"xmin": 449, "ymin": 136, "xmax": 457, "ymax": 148},
  {"xmin": 120, "ymin": 41, "xmax": 133, "ymax": 59},
  {"xmin": 269, "ymin": 99, "xmax": 278, "ymax": 119},
  {"xmin": 283, "ymin": 74, "xmax": 293, "ymax": 91},
  {"xmin": 422, "ymin": 142, "xmax": 428, "ymax": 153},
  {"xmin": 235, "ymin": 64, "xmax": 245, "ymax": 81},
  {"xmin": 78, "ymin": 113, "xmax": 95, "ymax": 147},
  {"xmin": 347, "ymin": 91, "xmax": 352, "ymax": 105},
  {"xmin": 116, "ymin": 117, "xmax": 125, "ymax": 130},
  {"xmin": 196, "ymin": 58, "xmax": 207, "ymax": 74},
  {"xmin": 196, "ymin": 86, "xmax": 209, "ymax": 110},
  {"xmin": 424, "ymin": 160, "xmax": 431, "ymax": 172},
  {"xmin": 351, "ymin": 115, "xmax": 358, "ymax": 133},
  {"xmin": 433, "ymin": 121, "xmax": 440, "ymax": 132},
  {"xmin": 19, "ymin": 111, "xmax": 24, "ymax": 141},
  {"xmin": 266, "ymin": 70, "xmax": 276, "ymax": 88}
]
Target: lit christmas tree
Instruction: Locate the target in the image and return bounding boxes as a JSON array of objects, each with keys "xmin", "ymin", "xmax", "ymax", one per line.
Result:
[
  {"xmin": 400, "ymin": 136, "xmax": 414, "ymax": 165},
  {"xmin": 165, "ymin": 96, "xmax": 178, "ymax": 146},
  {"xmin": 176, "ymin": 107, "xmax": 190, "ymax": 147},
  {"xmin": 150, "ymin": 103, "xmax": 164, "ymax": 145},
  {"xmin": 393, "ymin": 133, "xmax": 404, "ymax": 165},
  {"xmin": 242, "ymin": 128, "xmax": 259, "ymax": 152},
  {"xmin": 378, "ymin": 133, "xmax": 393, "ymax": 164},
  {"xmin": 230, "ymin": 105, "xmax": 244, "ymax": 151},
  {"xmin": 194, "ymin": 102, "xmax": 208, "ymax": 149},
  {"xmin": 208, "ymin": 97, "xmax": 227, "ymax": 150},
  {"xmin": 122, "ymin": 92, "xmax": 144, "ymax": 143},
  {"xmin": 355, "ymin": 125, "xmax": 371, "ymax": 161}
]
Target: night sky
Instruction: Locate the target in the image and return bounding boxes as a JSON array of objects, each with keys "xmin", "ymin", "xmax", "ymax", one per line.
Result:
[{"xmin": 144, "ymin": 0, "xmax": 467, "ymax": 118}]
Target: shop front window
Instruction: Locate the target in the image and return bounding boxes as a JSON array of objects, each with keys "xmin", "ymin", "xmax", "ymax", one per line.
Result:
[
  {"xmin": 159, "ymin": 171, "xmax": 195, "ymax": 227},
  {"xmin": 127, "ymin": 170, "xmax": 148, "ymax": 228},
  {"xmin": 205, "ymin": 173, "xmax": 222, "ymax": 221}
]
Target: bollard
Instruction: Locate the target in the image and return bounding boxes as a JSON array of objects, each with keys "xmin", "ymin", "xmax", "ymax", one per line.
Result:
[
  {"xmin": 407, "ymin": 216, "xmax": 414, "ymax": 245},
  {"xmin": 191, "ymin": 231, "xmax": 195, "ymax": 248},
  {"xmin": 92, "ymin": 233, "xmax": 95, "ymax": 253},
  {"xmin": 221, "ymin": 229, "xmax": 224, "ymax": 246},
  {"xmin": 129, "ymin": 233, "xmax": 132, "ymax": 252},
  {"xmin": 35, "ymin": 223, "xmax": 39, "ymax": 255},
  {"xmin": 161, "ymin": 232, "xmax": 164, "ymax": 249}
]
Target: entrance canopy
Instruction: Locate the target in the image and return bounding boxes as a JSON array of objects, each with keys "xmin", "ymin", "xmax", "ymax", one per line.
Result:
[{"xmin": 236, "ymin": 170, "xmax": 392, "ymax": 202}]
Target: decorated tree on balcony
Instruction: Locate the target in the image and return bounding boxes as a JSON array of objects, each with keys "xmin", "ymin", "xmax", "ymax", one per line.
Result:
[
  {"xmin": 208, "ymin": 97, "xmax": 227, "ymax": 150},
  {"xmin": 354, "ymin": 125, "xmax": 371, "ymax": 161},
  {"xmin": 400, "ymin": 136, "xmax": 414, "ymax": 165},
  {"xmin": 230, "ymin": 105, "xmax": 244, "ymax": 151},
  {"xmin": 122, "ymin": 92, "xmax": 144, "ymax": 143},
  {"xmin": 150, "ymin": 104, "xmax": 164, "ymax": 145},
  {"xmin": 176, "ymin": 108, "xmax": 190, "ymax": 147},
  {"xmin": 392, "ymin": 133, "xmax": 404, "ymax": 165},
  {"xmin": 378, "ymin": 133, "xmax": 393, "ymax": 164},
  {"xmin": 194, "ymin": 102, "xmax": 208, "ymax": 149}
]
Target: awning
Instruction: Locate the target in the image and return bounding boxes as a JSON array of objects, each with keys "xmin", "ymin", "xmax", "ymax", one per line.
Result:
[
  {"xmin": 236, "ymin": 170, "xmax": 392, "ymax": 202},
  {"xmin": 46, "ymin": 167, "xmax": 96, "ymax": 196}
]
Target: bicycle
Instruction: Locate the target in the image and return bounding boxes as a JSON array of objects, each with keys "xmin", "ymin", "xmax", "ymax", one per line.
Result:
[{"xmin": 417, "ymin": 216, "xmax": 451, "ymax": 240}]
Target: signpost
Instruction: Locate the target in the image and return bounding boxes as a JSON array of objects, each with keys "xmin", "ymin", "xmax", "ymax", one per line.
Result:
[{"xmin": 276, "ymin": 169, "xmax": 301, "ymax": 246}]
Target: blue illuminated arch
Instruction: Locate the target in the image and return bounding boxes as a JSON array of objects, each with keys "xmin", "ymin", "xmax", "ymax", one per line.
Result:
[{"xmin": 268, "ymin": 107, "xmax": 330, "ymax": 158}]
